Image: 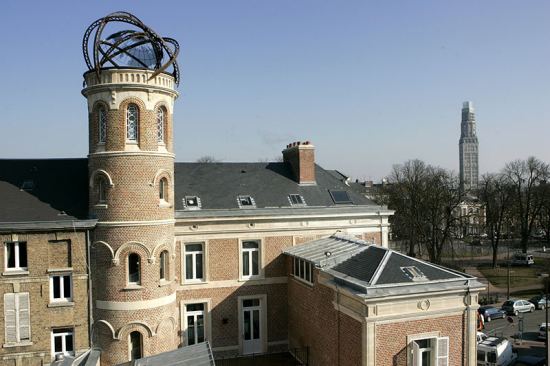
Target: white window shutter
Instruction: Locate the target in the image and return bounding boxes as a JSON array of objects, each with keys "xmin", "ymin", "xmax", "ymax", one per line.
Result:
[
  {"xmin": 410, "ymin": 341, "xmax": 419, "ymax": 366},
  {"xmin": 437, "ymin": 337, "xmax": 449, "ymax": 366},
  {"xmin": 18, "ymin": 293, "xmax": 30, "ymax": 341},
  {"xmin": 4, "ymin": 293, "xmax": 17, "ymax": 343}
]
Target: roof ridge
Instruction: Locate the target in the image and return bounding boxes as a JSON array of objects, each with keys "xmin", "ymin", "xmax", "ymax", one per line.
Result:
[{"xmin": 368, "ymin": 249, "xmax": 392, "ymax": 285}]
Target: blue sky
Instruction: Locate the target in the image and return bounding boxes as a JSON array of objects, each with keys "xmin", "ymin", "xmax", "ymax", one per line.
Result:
[{"xmin": 0, "ymin": 1, "xmax": 549, "ymax": 180}]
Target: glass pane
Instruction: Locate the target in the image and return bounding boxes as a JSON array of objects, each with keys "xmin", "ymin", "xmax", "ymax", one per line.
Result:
[
  {"xmin": 128, "ymin": 254, "xmax": 140, "ymax": 283},
  {"xmin": 294, "ymin": 258, "xmax": 299, "ymax": 275},
  {"xmin": 6, "ymin": 243, "xmax": 15, "ymax": 268},
  {"xmin": 196, "ymin": 253, "xmax": 203, "ymax": 279},
  {"xmin": 197, "ymin": 315, "xmax": 204, "ymax": 343},
  {"xmin": 160, "ymin": 253, "xmax": 166, "ymax": 280},
  {"xmin": 186, "ymin": 244, "xmax": 202, "ymax": 252},
  {"xmin": 421, "ymin": 351, "xmax": 430, "ymax": 366},
  {"xmin": 185, "ymin": 255, "xmax": 193, "ymax": 280},
  {"xmin": 53, "ymin": 277, "xmax": 61, "ymax": 298},
  {"xmin": 300, "ymin": 260, "xmax": 305, "ymax": 279},
  {"xmin": 243, "ymin": 241, "xmax": 258, "ymax": 249},
  {"xmin": 243, "ymin": 252, "xmax": 249, "ymax": 276},
  {"xmin": 187, "ymin": 316, "xmax": 195, "ymax": 345},
  {"xmin": 130, "ymin": 332, "xmax": 141, "ymax": 359},
  {"xmin": 243, "ymin": 299, "xmax": 260, "ymax": 307},
  {"xmin": 66, "ymin": 334, "xmax": 74, "ymax": 352},
  {"xmin": 244, "ymin": 311, "xmax": 251, "ymax": 340},
  {"xmin": 54, "ymin": 336, "xmax": 63, "ymax": 352},
  {"xmin": 18, "ymin": 243, "xmax": 27, "ymax": 267},
  {"xmin": 305, "ymin": 262, "xmax": 311, "ymax": 282},
  {"xmin": 252, "ymin": 251, "xmax": 259, "ymax": 275},
  {"xmin": 252, "ymin": 310, "xmax": 260, "ymax": 339},
  {"xmin": 186, "ymin": 303, "xmax": 204, "ymax": 312},
  {"xmin": 63, "ymin": 276, "xmax": 71, "ymax": 298}
]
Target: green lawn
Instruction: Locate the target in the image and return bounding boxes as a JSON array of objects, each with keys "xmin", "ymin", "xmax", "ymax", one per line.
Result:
[{"xmin": 477, "ymin": 257, "xmax": 549, "ymax": 288}]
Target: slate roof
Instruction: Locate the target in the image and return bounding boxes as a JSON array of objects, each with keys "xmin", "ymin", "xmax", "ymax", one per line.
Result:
[
  {"xmin": 133, "ymin": 342, "xmax": 215, "ymax": 366},
  {"xmin": 0, "ymin": 159, "xmax": 385, "ymax": 225},
  {"xmin": 0, "ymin": 159, "xmax": 89, "ymax": 221},
  {"xmin": 284, "ymin": 235, "xmax": 481, "ymax": 297},
  {"xmin": 174, "ymin": 162, "xmax": 377, "ymax": 211}
]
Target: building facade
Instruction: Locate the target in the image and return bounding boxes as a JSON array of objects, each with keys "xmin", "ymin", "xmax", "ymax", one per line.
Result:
[{"xmin": 459, "ymin": 101, "xmax": 479, "ymax": 192}]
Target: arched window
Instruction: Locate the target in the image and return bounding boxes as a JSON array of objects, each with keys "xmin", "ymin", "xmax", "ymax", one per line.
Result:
[
  {"xmin": 97, "ymin": 177, "xmax": 107, "ymax": 204},
  {"xmin": 157, "ymin": 107, "xmax": 165, "ymax": 143},
  {"xmin": 160, "ymin": 250, "xmax": 169, "ymax": 280},
  {"xmin": 159, "ymin": 177, "xmax": 168, "ymax": 201},
  {"xmin": 98, "ymin": 107, "xmax": 107, "ymax": 143},
  {"xmin": 129, "ymin": 331, "xmax": 142, "ymax": 360},
  {"xmin": 126, "ymin": 104, "xmax": 139, "ymax": 141},
  {"xmin": 128, "ymin": 253, "xmax": 141, "ymax": 285}
]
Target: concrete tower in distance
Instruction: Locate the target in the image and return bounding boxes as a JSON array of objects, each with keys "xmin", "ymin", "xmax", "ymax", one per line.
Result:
[
  {"xmin": 459, "ymin": 101, "xmax": 479, "ymax": 192},
  {"xmin": 82, "ymin": 13, "xmax": 180, "ymax": 365}
]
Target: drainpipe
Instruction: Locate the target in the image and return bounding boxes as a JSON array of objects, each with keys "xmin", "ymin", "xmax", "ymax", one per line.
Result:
[{"xmin": 86, "ymin": 229, "xmax": 94, "ymax": 348}]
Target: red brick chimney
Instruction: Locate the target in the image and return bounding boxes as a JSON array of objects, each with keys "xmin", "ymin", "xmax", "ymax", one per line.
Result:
[{"xmin": 282, "ymin": 141, "xmax": 316, "ymax": 185}]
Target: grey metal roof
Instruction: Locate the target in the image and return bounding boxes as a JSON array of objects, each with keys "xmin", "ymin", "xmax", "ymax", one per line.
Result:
[
  {"xmin": 133, "ymin": 342, "xmax": 215, "ymax": 366},
  {"xmin": 284, "ymin": 235, "xmax": 480, "ymax": 296},
  {"xmin": 50, "ymin": 349, "xmax": 101, "ymax": 366},
  {"xmin": 283, "ymin": 234, "xmax": 370, "ymax": 267},
  {"xmin": 174, "ymin": 162, "xmax": 378, "ymax": 211}
]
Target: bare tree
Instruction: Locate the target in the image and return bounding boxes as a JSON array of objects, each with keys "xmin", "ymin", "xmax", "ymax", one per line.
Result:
[
  {"xmin": 504, "ymin": 157, "xmax": 549, "ymax": 252},
  {"xmin": 196, "ymin": 156, "xmax": 220, "ymax": 163},
  {"xmin": 479, "ymin": 173, "xmax": 513, "ymax": 267}
]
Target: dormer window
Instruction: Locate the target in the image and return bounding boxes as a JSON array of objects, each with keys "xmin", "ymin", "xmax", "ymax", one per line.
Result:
[
  {"xmin": 20, "ymin": 180, "xmax": 35, "ymax": 192},
  {"xmin": 237, "ymin": 195, "xmax": 256, "ymax": 208},
  {"xmin": 289, "ymin": 194, "xmax": 306, "ymax": 206},
  {"xmin": 183, "ymin": 196, "xmax": 201, "ymax": 210},
  {"xmin": 401, "ymin": 266, "xmax": 427, "ymax": 281}
]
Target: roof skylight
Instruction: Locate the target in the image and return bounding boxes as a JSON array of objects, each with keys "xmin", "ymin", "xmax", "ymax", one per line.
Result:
[{"xmin": 329, "ymin": 190, "xmax": 352, "ymax": 204}]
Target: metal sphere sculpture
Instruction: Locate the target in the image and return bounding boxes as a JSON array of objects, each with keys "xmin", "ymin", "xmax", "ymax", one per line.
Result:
[{"xmin": 83, "ymin": 11, "xmax": 180, "ymax": 85}]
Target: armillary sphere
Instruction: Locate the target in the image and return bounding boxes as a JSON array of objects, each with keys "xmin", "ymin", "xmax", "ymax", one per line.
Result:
[{"xmin": 83, "ymin": 11, "xmax": 180, "ymax": 85}]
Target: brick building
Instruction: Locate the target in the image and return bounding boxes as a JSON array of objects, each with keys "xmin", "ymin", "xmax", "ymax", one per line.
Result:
[{"xmin": 0, "ymin": 11, "xmax": 484, "ymax": 366}]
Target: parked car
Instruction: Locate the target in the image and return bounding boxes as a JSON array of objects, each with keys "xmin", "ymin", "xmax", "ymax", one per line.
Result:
[
  {"xmin": 476, "ymin": 336, "xmax": 517, "ymax": 366},
  {"xmin": 510, "ymin": 253, "xmax": 534, "ymax": 266},
  {"xmin": 514, "ymin": 355, "xmax": 546, "ymax": 366},
  {"xmin": 478, "ymin": 306, "xmax": 506, "ymax": 322},
  {"xmin": 540, "ymin": 323, "xmax": 548, "ymax": 341},
  {"xmin": 529, "ymin": 295, "xmax": 549, "ymax": 310},
  {"xmin": 501, "ymin": 299, "xmax": 535, "ymax": 316}
]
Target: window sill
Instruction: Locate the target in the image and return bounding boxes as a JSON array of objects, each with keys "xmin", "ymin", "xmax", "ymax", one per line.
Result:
[
  {"xmin": 159, "ymin": 279, "xmax": 172, "ymax": 287},
  {"xmin": 239, "ymin": 276, "xmax": 264, "ymax": 282},
  {"xmin": 123, "ymin": 284, "xmax": 143, "ymax": 291},
  {"xmin": 3, "ymin": 341, "xmax": 33, "ymax": 348},
  {"xmin": 159, "ymin": 200, "xmax": 172, "ymax": 208},
  {"xmin": 94, "ymin": 203, "xmax": 108, "ymax": 209},
  {"xmin": 2, "ymin": 270, "xmax": 29, "ymax": 277},
  {"xmin": 48, "ymin": 301, "xmax": 74, "ymax": 308},
  {"xmin": 182, "ymin": 280, "xmax": 207, "ymax": 286},
  {"xmin": 291, "ymin": 275, "xmax": 314, "ymax": 288}
]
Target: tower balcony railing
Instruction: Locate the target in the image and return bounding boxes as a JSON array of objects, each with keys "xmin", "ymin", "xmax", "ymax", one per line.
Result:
[{"xmin": 84, "ymin": 68, "xmax": 175, "ymax": 89}]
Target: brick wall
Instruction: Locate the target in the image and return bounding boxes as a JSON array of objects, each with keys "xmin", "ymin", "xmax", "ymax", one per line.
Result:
[{"xmin": 375, "ymin": 314, "xmax": 465, "ymax": 366}]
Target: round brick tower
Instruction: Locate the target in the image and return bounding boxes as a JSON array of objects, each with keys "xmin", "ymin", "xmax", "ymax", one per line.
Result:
[{"xmin": 81, "ymin": 12, "xmax": 180, "ymax": 365}]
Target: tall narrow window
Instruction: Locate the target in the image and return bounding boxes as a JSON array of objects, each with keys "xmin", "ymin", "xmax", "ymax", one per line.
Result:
[
  {"xmin": 129, "ymin": 331, "xmax": 142, "ymax": 360},
  {"xmin": 50, "ymin": 274, "xmax": 72, "ymax": 302},
  {"xmin": 159, "ymin": 177, "xmax": 168, "ymax": 201},
  {"xmin": 97, "ymin": 177, "xmax": 107, "ymax": 204},
  {"xmin": 98, "ymin": 107, "xmax": 107, "ymax": 143},
  {"xmin": 128, "ymin": 253, "xmax": 140, "ymax": 285},
  {"xmin": 185, "ymin": 303, "xmax": 205, "ymax": 345},
  {"xmin": 126, "ymin": 104, "xmax": 139, "ymax": 141},
  {"xmin": 241, "ymin": 241, "xmax": 260, "ymax": 278},
  {"xmin": 157, "ymin": 107, "xmax": 165, "ymax": 143},
  {"xmin": 184, "ymin": 243, "xmax": 204, "ymax": 282},
  {"xmin": 160, "ymin": 250, "xmax": 169, "ymax": 281}
]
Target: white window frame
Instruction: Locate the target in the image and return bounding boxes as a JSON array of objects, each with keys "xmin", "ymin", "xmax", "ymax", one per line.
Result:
[
  {"xmin": 180, "ymin": 299, "xmax": 212, "ymax": 346},
  {"xmin": 239, "ymin": 240, "xmax": 262, "ymax": 280},
  {"xmin": 4, "ymin": 292, "xmax": 31, "ymax": 345},
  {"xmin": 292, "ymin": 257, "xmax": 313, "ymax": 284},
  {"xmin": 184, "ymin": 243, "xmax": 205, "ymax": 283},
  {"xmin": 49, "ymin": 274, "xmax": 73, "ymax": 303},
  {"xmin": 4, "ymin": 241, "xmax": 28, "ymax": 272},
  {"xmin": 408, "ymin": 333, "xmax": 449, "ymax": 366},
  {"xmin": 51, "ymin": 328, "xmax": 74, "ymax": 359},
  {"xmin": 184, "ymin": 303, "xmax": 206, "ymax": 346}
]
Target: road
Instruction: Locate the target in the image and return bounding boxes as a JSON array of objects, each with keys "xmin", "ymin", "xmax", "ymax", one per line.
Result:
[{"xmin": 483, "ymin": 307, "xmax": 548, "ymax": 357}]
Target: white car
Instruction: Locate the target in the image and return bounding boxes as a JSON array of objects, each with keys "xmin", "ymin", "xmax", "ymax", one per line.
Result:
[{"xmin": 501, "ymin": 299, "xmax": 535, "ymax": 316}]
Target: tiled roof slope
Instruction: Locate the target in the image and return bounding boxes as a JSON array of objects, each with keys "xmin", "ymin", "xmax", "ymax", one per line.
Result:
[
  {"xmin": 0, "ymin": 159, "xmax": 89, "ymax": 221},
  {"xmin": 134, "ymin": 342, "xmax": 215, "ymax": 366},
  {"xmin": 284, "ymin": 235, "xmax": 479, "ymax": 296},
  {"xmin": 174, "ymin": 162, "xmax": 376, "ymax": 211}
]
